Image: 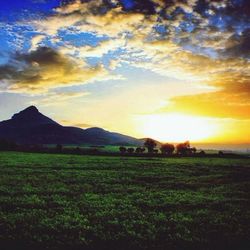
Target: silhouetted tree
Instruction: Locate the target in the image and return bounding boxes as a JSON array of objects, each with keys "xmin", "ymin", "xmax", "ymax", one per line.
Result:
[
  {"xmin": 218, "ymin": 151, "xmax": 224, "ymax": 156},
  {"xmin": 127, "ymin": 148, "xmax": 135, "ymax": 154},
  {"xmin": 119, "ymin": 146, "xmax": 126, "ymax": 154},
  {"xmin": 199, "ymin": 150, "xmax": 206, "ymax": 156},
  {"xmin": 135, "ymin": 147, "xmax": 143, "ymax": 153},
  {"xmin": 190, "ymin": 147, "xmax": 197, "ymax": 154},
  {"xmin": 144, "ymin": 138, "xmax": 157, "ymax": 153},
  {"xmin": 160, "ymin": 143, "xmax": 175, "ymax": 155},
  {"xmin": 74, "ymin": 147, "xmax": 81, "ymax": 154},
  {"xmin": 176, "ymin": 141, "xmax": 190, "ymax": 155},
  {"xmin": 135, "ymin": 147, "xmax": 146, "ymax": 154}
]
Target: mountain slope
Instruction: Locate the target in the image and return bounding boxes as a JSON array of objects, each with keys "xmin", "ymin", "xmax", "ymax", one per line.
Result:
[{"xmin": 0, "ymin": 106, "xmax": 142, "ymax": 145}]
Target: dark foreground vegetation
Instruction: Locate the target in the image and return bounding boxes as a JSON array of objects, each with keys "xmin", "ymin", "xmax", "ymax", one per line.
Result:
[
  {"xmin": 0, "ymin": 152, "xmax": 250, "ymax": 250},
  {"xmin": 0, "ymin": 138, "xmax": 245, "ymax": 159}
]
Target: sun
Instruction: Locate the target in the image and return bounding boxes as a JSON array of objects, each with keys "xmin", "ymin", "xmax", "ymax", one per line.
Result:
[{"xmin": 136, "ymin": 113, "xmax": 219, "ymax": 143}]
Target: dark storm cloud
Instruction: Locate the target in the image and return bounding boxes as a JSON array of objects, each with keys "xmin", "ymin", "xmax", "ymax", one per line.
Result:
[
  {"xmin": 0, "ymin": 65, "xmax": 17, "ymax": 80},
  {"xmin": 0, "ymin": 47, "xmax": 108, "ymax": 92},
  {"xmin": 0, "ymin": 47, "xmax": 70, "ymax": 82},
  {"xmin": 15, "ymin": 47, "xmax": 68, "ymax": 67}
]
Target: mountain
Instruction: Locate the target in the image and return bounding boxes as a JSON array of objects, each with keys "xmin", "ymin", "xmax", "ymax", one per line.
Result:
[{"xmin": 0, "ymin": 106, "xmax": 142, "ymax": 146}]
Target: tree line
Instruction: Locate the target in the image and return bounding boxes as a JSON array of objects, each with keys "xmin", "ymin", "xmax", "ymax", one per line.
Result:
[
  {"xmin": 2, "ymin": 138, "xmax": 236, "ymax": 157},
  {"xmin": 119, "ymin": 139, "xmax": 204, "ymax": 155},
  {"xmin": 0, "ymin": 138, "xmax": 201, "ymax": 155}
]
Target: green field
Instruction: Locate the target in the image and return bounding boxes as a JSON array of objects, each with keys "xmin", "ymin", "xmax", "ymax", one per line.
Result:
[{"xmin": 0, "ymin": 152, "xmax": 249, "ymax": 250}]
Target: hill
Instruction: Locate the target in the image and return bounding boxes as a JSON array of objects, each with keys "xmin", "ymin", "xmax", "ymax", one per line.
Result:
[{"xmin": 0, "ymin": 106, "xmax": 142, "ymax": 146}]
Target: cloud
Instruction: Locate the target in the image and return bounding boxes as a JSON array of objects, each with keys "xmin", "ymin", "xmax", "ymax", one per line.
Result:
[
  {"xmin": 33, "ymin": 1, "xmax": 145, "ymax": 37},
  {"xmin": 69, "ymin": 122, "xmax": 93, "ymax": 128},
  {"xmin": 28, "ymin": 0, "xmax": 250, "ymax": 119},
  {"xmin": 60, "ymin": 38, "xmax": 126, "ymax": 58},
  {"xmin": 29, "ymin": 0, "xmax": 250, "ymax": 66},
  {"xmin": 31, "ymin": 90, "xmax": 90, "ymax": 107},
  {"xmin": 222, "ymin": 29, "xmax": 250, "ymax": 59},
  {"xmin": 159, "ymin": 70, "xmax": 250, "ymax": 120},
  {"xmin": 0, "ymin": 47, "xmax": 110, "ymax": 93},
  {"xmin": 123, "ymin": 36, "xmax": 250, "ymax": 120},
  {"xmin": 166, "ymin": 91, "xmax": 250, "ymax": 120},
  {"xmin": 30, "ymin": 34, "xmax": 46, "ymax": 51},
  {"xmin": 32, "ymin": 14, "xmax": 82, "ymax": 36},
  {"xmin": 1, "ymin": 0, "xmax": 250, "ymax": 122},
  {"xmin": 7, "ymin": 0, "xmax": 250, "ymax": 61}
]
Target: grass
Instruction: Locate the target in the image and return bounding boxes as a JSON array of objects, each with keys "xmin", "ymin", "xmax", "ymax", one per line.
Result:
[{"xmin": 0, "ymin": 151, "xmax": 249, "ymax": 250}]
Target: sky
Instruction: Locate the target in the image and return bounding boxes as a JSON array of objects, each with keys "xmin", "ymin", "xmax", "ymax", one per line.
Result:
[{"xmin": 0, "ymin": 0, "xmax": 249, "ymax": 145}]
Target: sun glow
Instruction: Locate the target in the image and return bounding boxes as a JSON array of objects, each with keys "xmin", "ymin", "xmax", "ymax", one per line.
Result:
[{"xmin": 136, "ymin": 113, "xmax": 220, "ymax": 143}]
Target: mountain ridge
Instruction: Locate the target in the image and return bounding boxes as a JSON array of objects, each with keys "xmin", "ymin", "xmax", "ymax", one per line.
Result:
[{"xmin": 0, "ymin": 106, "xmax": 142, "ymax": 146}]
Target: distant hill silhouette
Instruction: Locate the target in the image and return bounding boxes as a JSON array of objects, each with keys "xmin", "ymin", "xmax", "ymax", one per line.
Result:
[{"xmin": 0, "ymin": 106, "xmax": 143, "ymax": 146}]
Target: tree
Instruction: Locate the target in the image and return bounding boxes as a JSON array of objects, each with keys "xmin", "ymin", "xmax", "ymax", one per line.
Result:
[
  {"xmin": 176, "ymin": 141, "xmax": 190, "ymax": 155},
  {"xmin": 135, "ymin": 147, "xmax": 146, "ymax": 154},
  {"xmin": 119, "ymin": 146, "xmax": 126, "ymax": 154},
  {"xmin": 135, "ymin": 147, "xmax": 143, "ymax": 153},
  {"xmin": 144, "ymin": 138, "xmax": 157, "ymax": 153},
  {"xmin": 127, "ymin": 148, "xmax": 135, "ymax": 154},
  {"xmin": 190, "ymin": 147, "xmax": 197, "ymax": 154},
  {"xmin": 218, "ymin": 150, "xmax": 224, "ymax": 156},
  {"xmin": 160, "ymin": 143, "xmax": 175, "ymax": 155},
  {"xmin": 74, "ymin": 147, "xmax": 81, "ymax": 154},
  {"xmin": 199, "ymin": 150, "xmax": 206, "ymax": 156}
]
